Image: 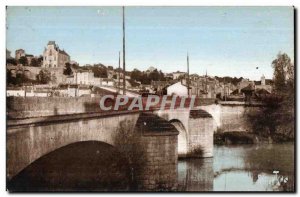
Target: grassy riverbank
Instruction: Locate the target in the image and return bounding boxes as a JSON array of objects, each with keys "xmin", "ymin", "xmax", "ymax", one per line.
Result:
[{"xmin": 214, "ymin": 131, "xmax": 294, "ymax": 145}]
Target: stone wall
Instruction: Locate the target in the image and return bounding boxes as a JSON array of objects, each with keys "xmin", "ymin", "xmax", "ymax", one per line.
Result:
[
  {"xmin": 138, "ymin": 134, "xmax": 178, "ymax": 191},
  {"xmin": 7, "ymin": 96, "xmax": 103, "ymax": 119},
  {"xmin": 198, "ymin": 104, "xmax": 261, "ymax": 133},
  {"xmin": 24, "ymin": 66, "xmax": 42, "ymax": 80},
  {"xmin": 219, "ymin": 105, "xmax": 259, "ymax": 132},
  {"xmin": 188, "ymin": 110, "xmax": 215, "ymax": 157}
]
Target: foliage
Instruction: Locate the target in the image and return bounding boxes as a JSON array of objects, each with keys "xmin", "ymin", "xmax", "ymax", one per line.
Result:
[
  {"xmin": 107, "ymin": 65, "xmax": 114, "ymax": 70},
  {"xmin": 130, "ymin": 68, "xmax": 166, "ymax": 85},
  {"xmin": 185, "ymin": 147, "xmax": 204, "ymax": 158},
  {"xmin": 130, "ymin": 69, "xmax": 143, "ymax": 82},
  {"xmin": 215, "ymin": 76, "xmax": 244, "ymax": 86},
  {"xmin": 6, "ymin": 58, "xmax": 17, "ymax": 65},
  {"xmin": 246, "ymin": 53, "xmax": 294, "ymax": 139},
  {"xmin": 272, "ymin": 53, "xmax": 294, "ymax": 93},
  {"xmin": 30, "ymin": 57, "xmax": 43, "ymax": 67},
  {"xmin": 37, "ymin": 69, "xmax": 51, "ymax": 84},
  {"xmin": 7, "ymin": 69, "xmax": 33, "ymax": 85},
  {"xmin": 18, "ymin": 56, "xmax": 28, "ymax": 66},
  {"xmin": 63, "ymin": 62, "xmax": 73, "ymax": 76},
  {"xmin": 214, "ymin": 132, "xmax": 254, "ymax": 145}
]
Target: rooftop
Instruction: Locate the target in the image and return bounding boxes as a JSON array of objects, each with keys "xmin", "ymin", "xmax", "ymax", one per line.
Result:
[{"xmin": 48, "ymin": 41, "xmax": 56, "ymax": 45}]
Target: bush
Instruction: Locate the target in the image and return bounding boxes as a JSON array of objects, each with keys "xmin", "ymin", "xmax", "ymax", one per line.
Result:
[{"xmin": 214, "ymin": 132, "xmax": 254, "ymax": 145}]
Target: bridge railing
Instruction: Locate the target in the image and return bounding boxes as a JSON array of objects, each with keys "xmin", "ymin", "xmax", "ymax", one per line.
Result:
[{"xmin": 7, "ymin": 95, "xmax": 218, "ymax": 119}]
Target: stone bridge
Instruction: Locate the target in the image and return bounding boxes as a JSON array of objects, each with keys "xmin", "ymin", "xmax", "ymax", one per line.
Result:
[
  {"xmin": 7, "ymin": 107, "xmax": 215, "ymax": 191},
  {"xmin": 7, "ymin": 97, "xmax": 259, "ymax": 190}
]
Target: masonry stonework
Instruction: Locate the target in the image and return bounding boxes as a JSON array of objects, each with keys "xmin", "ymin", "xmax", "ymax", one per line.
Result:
[{"xmin": 137, "ymin": 134, "xmax": 178, "ymax": 191}]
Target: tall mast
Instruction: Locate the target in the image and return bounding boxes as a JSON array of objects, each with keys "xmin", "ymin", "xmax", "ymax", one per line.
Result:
[
  {"xmin": 205, "ymin": 69, "xmax": 207, "ymax": 93},
  {"xmin": 187, "ymin": 52, "xmax": 190, "ymax": 96},
  {"xmin": 122, "ymin": 6, "xmax": 126, "ymax": 95},
  {"xmin": 118, "ymin": 51, "xmax": 120, "ymax": 93}
]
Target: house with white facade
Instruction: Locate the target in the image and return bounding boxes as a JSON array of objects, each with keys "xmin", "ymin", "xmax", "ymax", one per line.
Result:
[{"xmin": 167, "ymin": 82, "xmax": 189, "ymax": 96}]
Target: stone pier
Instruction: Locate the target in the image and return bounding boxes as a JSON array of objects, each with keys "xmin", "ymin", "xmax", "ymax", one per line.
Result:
[{"xmin": 134, "ymin": 113, "xmax": 178, "ymax": 191}]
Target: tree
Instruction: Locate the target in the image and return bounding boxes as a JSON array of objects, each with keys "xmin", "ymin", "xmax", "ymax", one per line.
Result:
[
  {"xmin": 246, "ymin": 53, "xmax": 295, "ymax": 140},
  {"xmin": 6, "ymin": 58, "xmax": 17, "ymax": 65},
  {"xmin": 92, "ymin": 65, "xmax": 107, "ymax": 78},
  {"xmin": 130, "ymin": 69, "xmax": 142, "ymax": 82},
  {"xmin": 148, "ymin": 69, "xmax": 161, "ymax": 81},
  {"xmin": 63, "ymin": 63, "xmax": 73, "ymax": 76},
  {"xmin": 272, "ymin": 53, "xmax": 294, "ymax": 93},
  {"xmin": 37, "ymin": 56, "xmax": 43, "ymax": 66},
  {"xmin": 246, "ymin": 96, "xmax": 283, "ymax": 137},
  {"xmin": 18, "ymin": 56, "xmax": 28, "ymax": 66},
  {"xmin": 71, "ymin": 63, "xmax": 80, "ymax": 70},
  {"xmin": 37, "ymin": 69, "xmax": 51, "ymax": 84},
  {"xmin": 7, "ymin": 69, "xmax": 15, "ymax": 85},
  {"xmin": 7, "ymin": 69, "xmax": 33, "ymax": 85},
  {"xmin": 30, "ymin": 58, "xmax": 40, "ymax": 67}
]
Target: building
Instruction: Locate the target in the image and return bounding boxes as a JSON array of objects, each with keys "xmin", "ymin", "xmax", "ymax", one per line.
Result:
[
  {"xmin": 102, "ymin": 78, "xmax": 114, "ymax": 87},
  {"xmin": 237, "ymin": 79, "xmax": 254, "ymax": 93},
  {"xmin": 167, "ymin": 82, "xmax": 189, "ymax": 96},
  {"xmin": 15, "ymin": 49, "xmax": 25, "ymax": 60},
  {"xmin": 15, "ymin": 49, "xmax": 39, "ymax": 66},
  {"xmin": 6, "ymin": 49, "xmax": 12, "ymax": 59},
  {"xmin": 75, "ymin": 70, "xmax": 94, "ymax": 85},
  {"xmin": 151, "ymin": 81, "xmax": 169, "ymax": 92},
  {"xmin": 78, "ymin": 86, "xmax": 92, "ymax": 96},
  {"xmin": 42, "ymin": 41, "xmax": 70, "ymax": 68},
  {"xmin": 241, "ymin": 84, "xmax": 255, "ymax": 103},
  {"xmin": 7, "ymin": 85, "xmax": 52, "ymax": 97},
  {"xmin": 66, "ymin": 69, "xmax": 104, "ymax": 86},
  {"xmin": 255, "ymin": 75, "xmax": 273, "ymax": 93},
  {"xmin": 25, "ymin": 54, "xmax": 34, "ymax": 65},
  {"xmin": 7, "ymin": 87, "xmax": 25, "ymax": 97},
  {"xmin": 172, "ymin": 71, "xmax": 186, "ymax": 80}
]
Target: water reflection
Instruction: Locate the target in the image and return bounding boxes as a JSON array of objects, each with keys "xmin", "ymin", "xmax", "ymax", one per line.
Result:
[
  {"xmin": 178, "ymin": 158, "xmax": 213, "ymax": 191},
  {"xmin": 178, "ymin": 143, "xmax": 294, "ymax": 192}
]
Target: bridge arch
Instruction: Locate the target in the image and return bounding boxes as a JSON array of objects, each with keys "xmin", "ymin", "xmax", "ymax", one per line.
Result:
[
  {"xmin": 154, "ymin": 108, "xmax": 216, "ymax": 158},
  {"xmin": 169, "ymin": 119, "xmax": 188, "ymax": 158},
  {"xmin": 8, "ymin": 140, "xmax": 132, "ymax": 191},
  {"xmin": 7, "ymin": 113, "xmax": 140, "ymax": 181}
]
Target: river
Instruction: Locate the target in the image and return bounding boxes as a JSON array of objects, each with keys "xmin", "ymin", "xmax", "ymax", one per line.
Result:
[
  {"xmin": 8, "ymin": 142, "xmax": 294, "ymax": 192},
  {"xmin": 178, "ymin": 143, "xmax": 294, "ymax": 191}
]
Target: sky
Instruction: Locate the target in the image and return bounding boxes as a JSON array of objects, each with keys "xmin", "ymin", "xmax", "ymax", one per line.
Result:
[{"xmin": 6, "ymin": 6, "xmax": 294, "ymax": 80}]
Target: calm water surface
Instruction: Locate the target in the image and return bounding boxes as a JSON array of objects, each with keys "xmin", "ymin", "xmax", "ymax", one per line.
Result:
[
  {"xmin": 9, "ymin": 142, "xmax": 294, "ymax": 192},
  {"xmin": 178, "ymin": 143, "xmax": 295, "ymax": 191}
]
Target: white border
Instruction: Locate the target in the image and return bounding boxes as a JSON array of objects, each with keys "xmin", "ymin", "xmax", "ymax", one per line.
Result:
[{"xmin": 1, "ymin": 0, "xmax": 298, "ymax": 196}]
